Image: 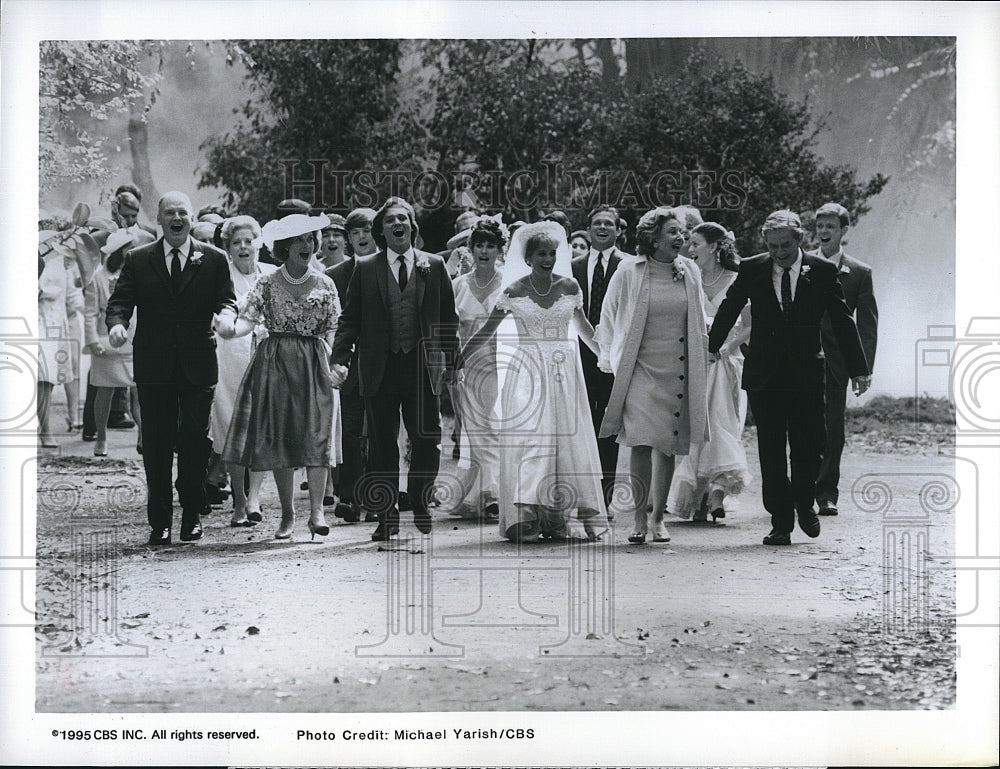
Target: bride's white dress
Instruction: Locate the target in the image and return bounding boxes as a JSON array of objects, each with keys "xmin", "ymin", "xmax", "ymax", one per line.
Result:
[
  {"xmin": 495, "ymin": 291, "xmax": 609, "ymax": 540},
  {"xmin": 668, "ymin": 282, "xmax": 751, "ymax": 518}
]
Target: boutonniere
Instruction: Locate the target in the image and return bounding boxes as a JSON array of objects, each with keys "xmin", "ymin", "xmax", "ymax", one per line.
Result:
[
  {"xmin": 839, "ymin": 263, "xmax": 851, "ymax": 275},
  {"xmin": 415, "ymin": 254, "xmax": 431, "ymax": 276},
  {"xmin": 800, "ymin": 264, "xmax": 811, "ymax": 277},
  {"xmin": 672, "ymin": 261, "xmax": 685, "ymax": 282},
  {"xmin": 189, "ymin": 252, "xmax": 203, "ymax": 266}
]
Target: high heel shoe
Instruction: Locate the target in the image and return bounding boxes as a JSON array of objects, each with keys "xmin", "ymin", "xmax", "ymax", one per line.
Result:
[
  {"xmin": 308, "ymin": 518, "xmax": 330, "ymax": 540},
  {"xmin": 710, "ymin": 507, "xmax": 726, "ymax": 523},
  {"xmin": 627, "ymin": 532, "xmax": 647, "ymax": 544},
  {"xmin": 94, "ymin": 440, "xmax": 108, "ymax": 457},
  {"xmin": 650, "ymin": 512, "xmax": 671, "ymax": 542},
  {"xmin": 274, "ymin": 519, "xmax": 294, "ymax": 540}
]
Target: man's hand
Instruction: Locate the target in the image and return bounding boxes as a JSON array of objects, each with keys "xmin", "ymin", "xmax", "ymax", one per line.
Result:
[
  {"xmin": 216, "ymin": 317, "xmax": 236, "ymax": 339},
  {"xmin": 108, "ymin": 325, "xmax": 128, "ymax": 348},
  {"xmin": 330, "ymin": 363, "xmax": 349, "ymax": 388},
  {"xmin": 852, "ymin": 375, "xmax": 871, "ymax": 397},
  {"xmin": 88, "ymin": 342, "xmax": 106, "ymax": 356}
]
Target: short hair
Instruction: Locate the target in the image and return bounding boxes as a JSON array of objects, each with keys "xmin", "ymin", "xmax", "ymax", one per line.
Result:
[
  {"xmin": 345, "ymin": 207, "xmax": 376, "ymax": 231},
  {"xmin": 815, "ymin": 202, "xmax": 850, "ymax": 228},
  {"xmin": 114, "ymin": 183, "xmax": 143, "ymax": 202},
  {"xmin": 587, "ymin": 205, "xmax": 621, "ymax": 226},
  {"xmin": 468, "ymin": 217, "xmax": 507, "ymax": 249},
  {"xmin": 198, "ymin": 204, "xmax": 227, "ymax": 221},
  {"xmin": 692, "ymin": 222, "xmax": 740, "ymax": 272},
  {"xmin": 277, "ymin": 198, "xmax": 312, "ymax": 219},
  {"xmin": 271, "ymin": 231, "xmax": 320, "ymax": 265},
  {"xmin": 220, "ymin": 215, "xmax": 262, "ymax": 247},
  {"xmin": 570, "ymin": 229, "xmax": 591, "ymax": 246},
  {"xmin": 760, "ymin": 209, "xmax": 805, "ymax": 240},
  {"xmin": 543, "ymin": 210, "xmax": 571, "ymax": 236},
  {"xmin": 524, "ymin": 230, "xmax": 560, "ymax": 258},
  {"xmin": 371, "ymin": 197, "xmax": 419, "ymax": 250},
  {"xmin": 157, "ymin": 191, "xmax": 193, "ymax": 216},
  {"xmin": 634, "ymin": 207, "xmax": 684, "ymax": 257}
]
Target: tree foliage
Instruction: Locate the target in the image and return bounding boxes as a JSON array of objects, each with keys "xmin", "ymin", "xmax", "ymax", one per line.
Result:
[{"xmin": 39, "ymin": 41, "xmax": 165, "ymax": 191}]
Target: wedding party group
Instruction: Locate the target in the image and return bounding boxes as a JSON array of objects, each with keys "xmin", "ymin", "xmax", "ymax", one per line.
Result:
[{"xmin": 38, "ymin": 187, "xmax": 877, "ymax": 548}]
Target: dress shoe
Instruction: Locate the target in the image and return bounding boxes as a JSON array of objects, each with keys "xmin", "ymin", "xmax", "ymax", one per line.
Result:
[
  {"xmin": 371, "ymin": 523, "xmax": 400, "ymax": 541},
  {"xmin": 398, "ymin": 491, "xmax": 413, "ymax": 511},
  {"xmin": 762, "ymin": 529, "xmax": 791, "ymax": 546},
  {"xmin": 108, "ymin": 415, "xmax": 135, "ymax": 430},
  {"xmin": 147, "ymin": 528, "xmax": 171, "ymax": 546},
  {"xmin": 323, "ymin": 495, "xmax": 337, "ymax": 506},
  {"xmin": 334, "ymin": 501, "xmax": 360, "ymax": 522},
  {"xmin": 308, "ymin": 517, "xmax": 330, "ymax": 540},
  {"xmin": 180, "ymin": 522, "xmax": 203, "ymax": 542},
  {"xmin": 818, "ymin": 502, "xmax": 839, "ymax": 516},
  {"xmin": 798, "ymin": 508, "xmax": 821, "ymax": 538},
  {"xmin": 364, "ymin": 511, "xmax": 379, "ymax": 523},
  {"xmin": 247, "ymin": 509, "xmax": 264, "ymax": 523},
  {"xmin": 414, "ymin": 510, "xmax": 432, "ymax": 534},
  {"xmin": 82, "ymin": 432, "xmax": 96, "ymax": 442},
  {"xmin": 483, "ymin": 502, "xmax": 500, "ymax": 521},
  {"xmin": 206, "ymin": 483, "xmax": 230, "ymax": 505}
]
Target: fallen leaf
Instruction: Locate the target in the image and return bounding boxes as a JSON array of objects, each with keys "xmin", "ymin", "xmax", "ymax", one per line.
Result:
[{"xmin": 246, "ymin": 626, "xmax": 260, "ymax": 636}]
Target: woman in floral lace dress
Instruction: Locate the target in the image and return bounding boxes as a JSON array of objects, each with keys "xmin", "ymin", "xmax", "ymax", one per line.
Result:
[
  {"xmin": 456, "ymin": 221, "xmax": 609, "ymax": 543},
  {"xmin": 220, "ymin": 214, "xmax": 342, "ymax": 540}
]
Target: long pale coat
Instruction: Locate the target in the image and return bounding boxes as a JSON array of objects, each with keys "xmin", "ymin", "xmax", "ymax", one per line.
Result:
[{"xmin": 595, "ymin": 254, "xmax": 710, "ymax": 450}]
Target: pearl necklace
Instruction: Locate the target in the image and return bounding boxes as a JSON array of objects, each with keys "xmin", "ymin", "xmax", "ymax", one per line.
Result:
[
  {"xmin": 702, "ymin": 265, "xmax": 727, "ymax": 288},
  {"xmin": 280, "ymin": 264, "xmax": 312, "ymax": 285},
  {"xmin": 529, "ymin": 273, "xmax": 553, "ymax": 297},
  {"xmin": 472, "ymin": 270, "xmax": 498, "ymax": 290}
]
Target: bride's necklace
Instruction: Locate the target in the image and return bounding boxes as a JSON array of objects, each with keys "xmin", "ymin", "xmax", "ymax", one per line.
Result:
[
  {"xmin": 529, "ymin": 273, "xmax": 553, "ymax": 297},
  {"xmin": 280, "ymin": 263, "xmax": 311, "ymax": 285},
  {"xmin": 472, "ymin": 269, "xmax": 498, "ymax": 290}
]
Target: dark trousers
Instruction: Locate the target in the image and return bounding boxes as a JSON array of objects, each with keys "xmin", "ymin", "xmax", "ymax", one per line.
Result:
[
  {"xmin": 747, "ymin": 387, "xmax": 826, "ymax": 534},
  {"xmin": 338, "ymin": 389, "xmax": 367, "ymax": 503},
  {"xmin": 580, "ymin": 346, "xmax": 618, "ymax": 504},
  {"xmin": 137, "ymin": 382, "xmax": 214, "ymax": 532},
  {"xmin": 815, "ymin": 380, "xmax": 847, "ymax": 506},
  {"xmin": 83, "ymin": 373, "xmax": 128, "ymax": 434},
  {"xmin": 363, "ymin": 350, "xmax": 440, "ymax": 526}
]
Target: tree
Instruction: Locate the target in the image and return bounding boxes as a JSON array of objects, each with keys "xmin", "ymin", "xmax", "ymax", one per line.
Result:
[{"xmin": 39, "ymin": 41, "xmax": 165, "ymax": 194}]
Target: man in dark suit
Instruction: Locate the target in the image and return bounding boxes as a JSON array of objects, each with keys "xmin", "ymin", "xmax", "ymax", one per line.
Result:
[
  {"xmin": 107, "ymin": 191, "xmax": 237, "ymax": 546},
  {"xmin": 325, "ymin": 207, "xmax": 377, "ymax": 523},
  {"xmin": 709, "ymin": 210, "xmax": 870, "ymax": 545},
  {"xmin": 571, "ymin": 205, "xmax": 630, "ymax": 510},
  {"xmin": 810, "ymin": 202, "xmax": 878, "ymax": 516},
  {"xmin": 330, "ymin": 197, "xmax": 459, "ymax": 541}
]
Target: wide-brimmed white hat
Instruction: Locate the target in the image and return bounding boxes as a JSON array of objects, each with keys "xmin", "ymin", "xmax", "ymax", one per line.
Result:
[
  {"xmin": 100, "ymin": 228, "xmax": 153, "ymax": 256},
  {"xmin": 259, "ymin": 213, "xmax": 330, "ymax": 250}
]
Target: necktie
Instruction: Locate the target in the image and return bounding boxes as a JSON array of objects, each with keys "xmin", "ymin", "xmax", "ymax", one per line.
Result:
[
  {"xmin": 170, "ymin": 248, "xmax": 182, "ymax": 294},
  {"xmin": 589, "ymin": 252, "xmax": 606, "ymax": 327},
  {"xmin": 397, "ymin": 256, "xmax": 408, "ymax": 291},
  {"xmin": 781, "ymin": 266, "xmax": 792, "ymax": 320}
]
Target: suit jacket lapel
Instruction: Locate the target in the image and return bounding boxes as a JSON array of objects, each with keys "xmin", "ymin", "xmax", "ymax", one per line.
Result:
[
  {"xmin": 756, "ymin": 256, "xmax": 783, "ymax": 318},
  {"xmin": 151, "ymin": 240, "xmax": 172, "ymax": 292},
  {"xmin": 375, "ymin": 251, "xmax": 391, "ymax": 311},
  {"xmin": 415, "ymin": 251, "xmax": 427, "ymax": 310},
  {"xmin": 177, "ymin": 240, "xmax": 202, "ymax": 296}
]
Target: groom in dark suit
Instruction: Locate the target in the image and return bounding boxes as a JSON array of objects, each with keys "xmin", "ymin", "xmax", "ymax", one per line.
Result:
[
  {"xmin": 571, "ymin": 205, "xmax": 629, "ymax": 510},
  {"xmin": 709, "ymin": 210, "xmax": 870, "ymax": 545},
  {"xmin": 107, "ymin": 191, "xmax": 236, "ymax": 545},
  {"xmin": 331, "ymin": 197, "xmax": 459, "ymax": 541},
  {"xmin": 810, "ymin": 202, "xmax": 878, "ymax": 516}
]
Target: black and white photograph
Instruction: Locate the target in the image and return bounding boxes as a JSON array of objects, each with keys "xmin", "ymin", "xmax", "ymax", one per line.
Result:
[{"xmin": 2, "ymin": 0, "xmax": 998, "ymax": 765}]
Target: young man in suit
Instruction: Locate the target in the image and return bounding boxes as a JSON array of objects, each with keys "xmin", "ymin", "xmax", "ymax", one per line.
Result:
[
  {"xmin": 330, "ymin": 197, "xmax": 459, "ymax": 541},
  {"xmin": 811, "ymin": 202, "xmax": 878, "ymax": 516},
  {"xmin": 571, "ymin": 205, "xmax": 630, "ymax": 511},
  {"xmin": 107, "ymin": 191, "xmax": 237, "ymax": 546},
  {"xmin": 708, "ymin": 210, "xmax": 870, "ymax": 545}
]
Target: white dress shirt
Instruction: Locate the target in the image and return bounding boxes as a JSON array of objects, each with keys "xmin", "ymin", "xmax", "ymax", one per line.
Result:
[
  {"xmin": 587, "ymin": 247, "xmax": 613, "ymax": 291},
  {"xmin": 164, "ymin": 238, "xmax": 192, "ymax": 275},
  {"xmin": 388, "ymin": 247, "xmax": 414, "ymax": 286},
  {"xmin": 771, "ymin": 249, "xmax": 804, "ymax": 310}
]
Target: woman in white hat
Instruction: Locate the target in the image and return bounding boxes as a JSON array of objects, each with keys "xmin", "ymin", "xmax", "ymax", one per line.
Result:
[
  {"xmin": 219, "ymin": 214, "xmax": 342, "ymax": 540},
  {"xmin": 83, "ymin": 228, "xmax": 152, "ymax": 456}
]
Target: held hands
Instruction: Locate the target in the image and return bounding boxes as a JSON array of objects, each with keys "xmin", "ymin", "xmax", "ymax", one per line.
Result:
[
  {"xmin": 852, "ymin": 375, "xmax": 871, "ymax": 397},
  {"xmin": 215, "ymin": 316, "xmax": 236, "ymax": 339},
  {"xmin": 330, "ymin": 364, "xmax": 349, "ymax": 388},
  {"xmin": 108, "ymin": 325, "xmax": 128, "ymax": 348}
]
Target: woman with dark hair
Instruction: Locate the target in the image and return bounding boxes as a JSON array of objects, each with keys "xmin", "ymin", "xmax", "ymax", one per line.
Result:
[
  {"xmin": 596, "ymin": 207, "xmax": 710, "ymax": 545},
  {"xmin": 668, "ymin": 222, "xmax": 751, "ymax": 523},
  {"xmin": 569, "ymin": 229, "xmax": 591, "ymax": 260},
  {"xmin": 219, "ymin": 214, "xmax": 342, "ymax": 540},
  {"xmin": 457, "ymin": 221, "xmax": 608, "ymax": 542},
  {"xmin": 444, "ymin": 216, "xmax": 508, "ymax": 519}
]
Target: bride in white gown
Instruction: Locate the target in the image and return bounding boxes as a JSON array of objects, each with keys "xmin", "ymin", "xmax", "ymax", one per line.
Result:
[
  {"xmin": 668, "ymin": 222, "xmax": 751, "ymax": 522},
  {"xmin": 455, "ymin": 221, "xmax": 609, "ymax": 542}
]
